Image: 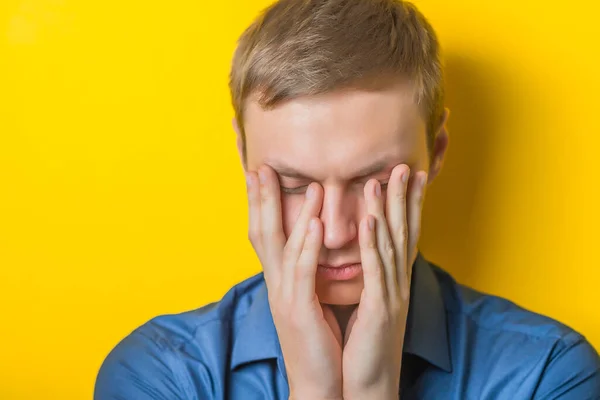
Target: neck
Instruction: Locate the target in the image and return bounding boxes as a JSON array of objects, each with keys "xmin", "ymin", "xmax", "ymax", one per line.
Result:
[{"xmin": 329, "ymin": 304, "xmax": 358, "ymax": 337}]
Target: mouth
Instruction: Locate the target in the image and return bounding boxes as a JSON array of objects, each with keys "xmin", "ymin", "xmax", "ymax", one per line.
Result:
[{"xmin": 317, "ymin": 263, "xmax": 362, "ymax": 281}]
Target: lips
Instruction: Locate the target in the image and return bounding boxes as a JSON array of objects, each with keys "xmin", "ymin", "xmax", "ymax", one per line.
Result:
[
  {"xmin": 319, "ymin": 263, "xmax": 358, "ymax": 269},
  {"xmin": 317, "ymin": 263, "xmax": 362, "ymax": 281}
]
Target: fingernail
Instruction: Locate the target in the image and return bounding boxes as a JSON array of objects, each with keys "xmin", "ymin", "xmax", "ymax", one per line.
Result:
[
  {"xmin": 421, "ymin": 173, "xmax": 428, "ymax": 188},
  {"xmin": 245, "ymin": 173, "xmax": 252, "ymax": 188},
  {"xmin": 402, "ymin": 170, "xmax": 409, "ymax": 183},
  {"xmin": 375, "ymin": 181, "xmax": 381, "ymax": 197},
  {"xmin": 259, "ymin": 169, "xmax": 266, "ymax": 184},
  {"xmin": 368, "ymin": 216, "xmax": 374, "ymax": 230},
  {"xmin": 306, "ymin": 184, "xmax": 314, "ymax": 199},
  {"xmin": 309, "ymin": 219, "xmax": 317, "ymax": 232}
]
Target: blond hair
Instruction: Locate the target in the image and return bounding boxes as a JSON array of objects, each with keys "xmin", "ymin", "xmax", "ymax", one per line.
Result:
[{"xmin": 229, "ymin": 0, "xmax": 445, "ymax": 165}]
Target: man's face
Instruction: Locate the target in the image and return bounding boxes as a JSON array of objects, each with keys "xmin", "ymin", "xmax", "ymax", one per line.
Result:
[{"xmin": 241, "ymin": 81, "xmax": 433, "ymax": 305}]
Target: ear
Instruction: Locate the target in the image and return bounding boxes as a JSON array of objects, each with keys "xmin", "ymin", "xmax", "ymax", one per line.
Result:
[
  {"xmin": 232, "ymin": 117, "xmax": 247, "ymax": 171},
  {"xmin": 427, "ymin": 107, "xmax": 450, "ymax": 184}
]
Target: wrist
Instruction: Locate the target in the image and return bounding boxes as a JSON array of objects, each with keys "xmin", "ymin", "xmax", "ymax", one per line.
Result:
[
  {"xmin": 344, "ymin": 393, "xmax": 396, "ymax": 400},
  {"xmin": 289, "ymin": 393, "xmax": 343, "ymax": 400},
  {"xmin": 343, "ymin": 384, "xmax": 398, "ymax": 400},
  {"xmin": 289, "ymin": 397, "xmax": 343, "ymax": 400}
]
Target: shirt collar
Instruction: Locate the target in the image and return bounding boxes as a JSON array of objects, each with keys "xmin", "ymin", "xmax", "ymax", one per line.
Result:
[
  {"xmin": 403, "ymin": 251, "xmax": 452, "ymax": 372},
  {"xmin": 231, "ymin": 278, "xmax": 281, "ymax": 369},
  {"xmin": 231, "ymin": 251, "xmax": 451, "ymax": 372}
]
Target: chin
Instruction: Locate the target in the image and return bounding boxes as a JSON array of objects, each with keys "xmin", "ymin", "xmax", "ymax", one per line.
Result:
[{"xmin": 316, "ymin": 277, "xmax": 363, "ymax": 305}]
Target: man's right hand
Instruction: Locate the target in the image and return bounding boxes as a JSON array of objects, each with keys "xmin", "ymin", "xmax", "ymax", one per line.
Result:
[{"xmin": 245, "ymin": 164, "xmax": 343, "ymax": 400}]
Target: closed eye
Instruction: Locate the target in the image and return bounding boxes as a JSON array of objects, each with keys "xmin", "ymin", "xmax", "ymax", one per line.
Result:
[
  {"xmin": 280, "ymin": 181, "xmax": 389, "ymax": 195},
  {"xmin": 280, "ymin": 185, "xmax": 309, "ymax": 195}
]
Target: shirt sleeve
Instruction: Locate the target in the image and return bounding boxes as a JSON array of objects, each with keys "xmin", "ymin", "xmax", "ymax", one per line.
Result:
[
  {"xmin": 534, "ymin": 331, "xmax": 600, "ymax": 400},
  {"xmin": 94, "ymin": 329, "xmax": 192, "ymax": 400}
]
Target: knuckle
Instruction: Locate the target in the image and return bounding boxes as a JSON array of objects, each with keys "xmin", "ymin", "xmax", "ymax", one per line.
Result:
[
  {"xmin": 260, "ymin": 185, "xmax": 271, "ymax": 202},
  {"xmin": 247, "ymin": 184, "xmax": 258, "ymax": 200},
  {"xmin": 282, "ymin": 242, "xmax": 298, "ymax": 261},
  {"xmin": 383, "ymin": 240, "xmax": 395, "ymax": 258},
  {"xmin": 395, "ymin": 186, "xmax": 407, "ymax": 200},
  {"xmin": 399, "ymin": 288, "xmax": 410, "ymax": 302},
  {"xmin": 363, "ymin": 233, "xmax": 377, "ymax": 249},
  {"xmin": 260, "ymin": 192, "xmax": 270, "ymax": 204},
  {"xmin": 397, "ymin": 225, "xmax": 409, "ymax": 242},
  {"xmin": 414, "ymin": 193, "xmax": 423, "ymax": 205},
  {"xmin": 389, "ymin": 296, "xmax": 403, "ymax": 314},
  {"xmin": 248, "ymin": 229, "xmax": 259, "ymax": 244}
]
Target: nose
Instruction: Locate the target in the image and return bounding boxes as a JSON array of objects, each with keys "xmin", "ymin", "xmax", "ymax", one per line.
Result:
[{"xmin": 319, "ymin": 187, "xmax": 358, "ymax": 250}]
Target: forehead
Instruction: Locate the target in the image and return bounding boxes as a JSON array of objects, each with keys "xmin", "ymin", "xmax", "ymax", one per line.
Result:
[{"xmin": 243, "ymin": 82, "xmax": 427, "ymax": 179}]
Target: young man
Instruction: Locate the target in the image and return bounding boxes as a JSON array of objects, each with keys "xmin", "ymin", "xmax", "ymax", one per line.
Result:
[{"xmin": 95, "ymin": 0, "xmax": 600, "ymax": 399}]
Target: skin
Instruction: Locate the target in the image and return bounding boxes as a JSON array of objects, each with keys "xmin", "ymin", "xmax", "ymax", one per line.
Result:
[{"xmin": 235, "ymin": 79, "xmax": 450, "ymax": 399}]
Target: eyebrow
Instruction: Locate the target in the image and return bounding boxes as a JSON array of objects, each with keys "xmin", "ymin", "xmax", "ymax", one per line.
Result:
[{"xmin": 268, "ymin": 155, "xmax": 397, "ymax": 181}]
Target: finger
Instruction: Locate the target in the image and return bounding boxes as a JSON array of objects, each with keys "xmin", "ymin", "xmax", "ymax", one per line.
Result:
[
  {"xmin": 246, "ymin": 170, "xmax": 273, "ymax": 278},
  {"xmin": 294, "ymin": 217, "xmax": 323, "ymax": 304},
  {"xmin": 281, "ymin": 182, "xmax": 323, "ymax": 297},
  {"xmin": 365, "ymin": 178, "xmax": 397, "ymax": 298},
  {"xmin": 385, "ymin": 164, "xmax": 410, "ymax": 297},
  {"xmin": 258, "ymin": 165, "xmax": 286, "ymax": 287},
  {"xmin": 358, "ymin": 215, "xmax": 387, "ymax": 302},
  {"xmin": 405, "ymin": 170, "xmax": 427, "ymax": 287}
]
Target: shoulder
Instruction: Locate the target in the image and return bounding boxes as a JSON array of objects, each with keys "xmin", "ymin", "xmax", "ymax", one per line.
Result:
[
  {"xmin": 429, "ymin": 261, "xmax": 584, "ymax": 341},
  {"xmin": 430, "ymin": 263, "xmax": 600, "ymax": 398},
  {"xmin": 94, "ymin": 273, "xmax": 266, "ymax": 400}
]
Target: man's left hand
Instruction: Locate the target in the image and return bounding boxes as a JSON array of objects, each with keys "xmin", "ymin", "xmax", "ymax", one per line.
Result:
[{"xmin": 342, "ymin": 164, "xmax": 428, "ymax": 400}]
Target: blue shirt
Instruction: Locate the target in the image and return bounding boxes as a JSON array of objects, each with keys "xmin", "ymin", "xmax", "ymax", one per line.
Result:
[{"xmin": 95, "ymin": 253, "xmax": 600, "ymax": 399}]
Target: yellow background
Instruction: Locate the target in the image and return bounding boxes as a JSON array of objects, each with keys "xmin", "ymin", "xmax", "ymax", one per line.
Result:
[{"xmin": 1, "ymin": 0, "xmax": 599, "ymax": 398}]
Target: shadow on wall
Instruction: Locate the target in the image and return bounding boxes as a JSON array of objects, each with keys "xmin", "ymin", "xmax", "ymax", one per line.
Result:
[{"xmin": 420, "ymin": 52, "xmax": 520, "ymax": 283}]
